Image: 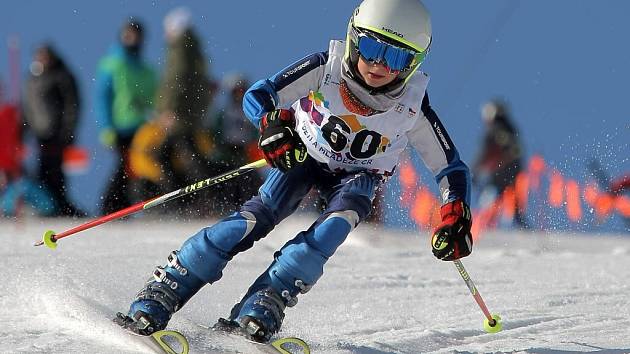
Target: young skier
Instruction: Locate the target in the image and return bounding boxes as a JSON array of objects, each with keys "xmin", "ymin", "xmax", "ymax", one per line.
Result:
[{"xmin": 116, "ymin": 0, "xmax": 473, "ymax": 342}]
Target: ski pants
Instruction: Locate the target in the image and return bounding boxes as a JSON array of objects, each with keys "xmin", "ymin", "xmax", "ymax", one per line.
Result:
[{"xmin": 171, "ymin": 158, "xmax": 381, "ymax": 309}]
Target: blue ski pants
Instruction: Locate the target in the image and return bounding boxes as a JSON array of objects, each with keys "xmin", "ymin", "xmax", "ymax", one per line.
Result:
[{"xmin": 172, "ymin": 158, "xmax": 381, "ymax": 307}]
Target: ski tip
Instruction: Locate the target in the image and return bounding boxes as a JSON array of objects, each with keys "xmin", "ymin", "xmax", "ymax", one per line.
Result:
[
  {"xmin": 42, "ymin": 230, "xmax": 58, "ymax": 250},
  {"xmin": 150, "ymin": 330, "xmax": 189, "ymax": 354},
  {"xmin": 272, "ymin": 337, "xmax": 311, "ymax": 354},
  {"xmin": 483, "ymin": 313, "xmax": 503, "ymax": 333}
]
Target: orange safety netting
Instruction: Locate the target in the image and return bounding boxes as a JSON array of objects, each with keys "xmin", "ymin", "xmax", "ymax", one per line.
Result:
[
  {"xmin": 616, "ymin": 196, "xmax": 630, "ymax": 217},
  {"xmin": 399, "ymin": 160, "xmax": 418, "ymax": 208},
  {"xmin": 398, "ymin": 153, "xmax": 628, "ymax": 238},
  {"xmin": 410, "ymin": 188, "xmax": 439, "ymax": 228},
  {"xmin": 565, "ymin": 179, "xmax": 582, "ymax": 222},
  {"xmin": 548, "ymin": 170, "xmax": 564, "ymax": 207},
  {"xmin": 515, "ymin": 172, "xmax": 530, "ymax": 213},
  {"xmin": 501, "ymin": 185, "xmax": 516, "ymax": 222}
]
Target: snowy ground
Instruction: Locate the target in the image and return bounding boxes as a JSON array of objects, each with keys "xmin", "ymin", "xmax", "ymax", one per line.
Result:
[{"xmin": 2, "ymin": 214, "xmax": 630, "ymax": 354}]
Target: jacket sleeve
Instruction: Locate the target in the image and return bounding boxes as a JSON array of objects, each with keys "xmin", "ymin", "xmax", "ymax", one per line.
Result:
[
  {"xmin": 242, "ymin": 51, "xmax": 329, "ymax": 128},
  {"xmin": 22, "ymin": 77, "xmax": 55, "ymax": 140},
  {"xmin": 95, "ymin": 60, "xmax": 114, "ymax": 130},
  {"xmin": 406, "ymin": 92, "xmax": 471, "ymax": 205},
  {"xmin": 59, "ymin": 71, "xmax": 80, "ymax": 144}
]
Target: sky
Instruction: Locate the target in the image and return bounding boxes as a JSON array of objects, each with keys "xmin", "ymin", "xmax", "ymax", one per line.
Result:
[
  {"xmin": 1, "ymin": 1, "xmax": 628, "ymax": 230},
  {"xmin": 3, "ymin": 216, "xmax": 630, "ymax": 353}
]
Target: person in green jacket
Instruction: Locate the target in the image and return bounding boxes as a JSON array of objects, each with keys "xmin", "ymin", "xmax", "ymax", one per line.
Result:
[
  {"xmin": 156, "ymin": 7, "xmax": 212, "ymax": 136},
  {"xmin": 149, "ymin": 7, "xmax": 215, "ymax": 216},
  {"xmin": 96, "ymin": 18, "xmax": 157, "ymax": 215}
]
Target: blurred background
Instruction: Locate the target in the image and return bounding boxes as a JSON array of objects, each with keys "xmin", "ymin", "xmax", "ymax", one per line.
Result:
[{"xmin": 1, "ymin": 0, "xmax": 628, "ymax": 235}]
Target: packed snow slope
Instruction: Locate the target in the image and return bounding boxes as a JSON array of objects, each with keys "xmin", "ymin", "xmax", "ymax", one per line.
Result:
[{"xmin": 3, "ymin": 215, "xmax": 630, "ymax": 353}]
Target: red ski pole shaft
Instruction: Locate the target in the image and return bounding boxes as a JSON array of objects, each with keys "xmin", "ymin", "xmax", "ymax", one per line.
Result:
[
  {"xmin": 453, "ymin": 259, "xmax": 495, "ymax": 325},
  {"xmin": 35, "ymin": 159, "xmax": 268, "ymax": 249},
  {"xmin": 37, "ymin": 201, "xmax": 147, "ymax": 245}
]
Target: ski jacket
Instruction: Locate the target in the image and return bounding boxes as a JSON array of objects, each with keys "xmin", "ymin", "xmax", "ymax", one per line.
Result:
[
  {"xmin": 156, "ymin": 29, "xmax": 211, "ymax": 135},
  {"xmin": 474, "ymin": 114, "xmax": 523, "ymax": 174},
  {"xmin": 129, "ymin": 120, "xmax": 167, "ymax": 183},
  {"xmin": 95, "ymin": 45, "xmax": 157, "ymax": 138},
  {"xmin": 0, "ymin": 103, "xmax": 22, "ymax": 177},
  {"xmin": 243, "ymin": 40, "xmax": 470, "ymax": 204},
  {"xmin": 23, "ymin": 61, "xmax": 79, "ymax": 144}
]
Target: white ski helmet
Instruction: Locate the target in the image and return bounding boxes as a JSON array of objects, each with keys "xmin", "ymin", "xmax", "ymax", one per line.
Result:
[{"xmin": 346, "ymin": 0, "xmax": 432, "ymax": 86}]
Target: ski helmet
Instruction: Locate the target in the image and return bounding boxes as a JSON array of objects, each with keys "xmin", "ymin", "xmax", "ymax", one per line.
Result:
[{"xmin": 345, "ymin": 0, "xmax": 432, "ymax": 86}]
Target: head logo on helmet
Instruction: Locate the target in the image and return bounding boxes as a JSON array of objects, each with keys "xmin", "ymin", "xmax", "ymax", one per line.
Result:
[
  {"xmin": 345, "ymin": 0, "xmax": 432, "ymax": 88},
  {"xmin": 381, "ymin": 27, "xmax": 404, "ymax": 38}
]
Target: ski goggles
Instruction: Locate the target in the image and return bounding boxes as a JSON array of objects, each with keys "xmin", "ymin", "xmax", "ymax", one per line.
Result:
[{"xmin": 354, "ymin": 28, "xmax": 425, "ymax": 73}]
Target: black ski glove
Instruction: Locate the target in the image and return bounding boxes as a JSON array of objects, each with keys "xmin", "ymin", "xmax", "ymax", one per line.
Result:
[
  {"xmin": 431, "ymin": 199, "xmax": 473, "ymax": 261},
  {"xmin": 258, "ymin": 109, "xmax": 307, "ymax": 172}
]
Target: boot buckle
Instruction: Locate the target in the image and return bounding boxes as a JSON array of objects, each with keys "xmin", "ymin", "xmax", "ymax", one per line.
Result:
[{"xmin": 153, "ymin": 266, "xmax": 179, "ymax": 290}]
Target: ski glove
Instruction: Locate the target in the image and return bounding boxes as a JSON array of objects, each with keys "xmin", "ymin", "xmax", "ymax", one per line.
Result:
[
  {"xmin": 258, "ymin": 109, "xmax": 307, "ymax": 172},
  {"xmin": 99, "ymin": 128, "xmax": 117, "ymax": 148},
  {"xmin": 431, "ymin": 199, "xmax": 473, "ymax": 261}
]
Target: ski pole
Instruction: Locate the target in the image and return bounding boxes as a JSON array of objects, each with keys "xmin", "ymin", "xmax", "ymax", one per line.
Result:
[
  {"xmin": 453, "ymin": 259, "xmax": 502, "ymax": 333},
  {"xmin": 34, "ymin": 159, "xmax": 268, "ymax": 249}
]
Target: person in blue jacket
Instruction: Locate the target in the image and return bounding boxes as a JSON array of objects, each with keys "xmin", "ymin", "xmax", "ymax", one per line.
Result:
[{"xmin": 96, "ymin": 18, "xmax": 157, "ymax": 215}]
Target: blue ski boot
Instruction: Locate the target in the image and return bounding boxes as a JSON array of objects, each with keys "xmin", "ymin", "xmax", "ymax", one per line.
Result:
[
  {"xmin": 236, "ymin": 287, "xmax": 288, "ymax": 342},
  {"xmin": 227, "ymin": 273, "xmax": 312, "ymax": 343},
  {"xmin": 114, "ymin": 250, "xmax": 204, "ymax": 335}
]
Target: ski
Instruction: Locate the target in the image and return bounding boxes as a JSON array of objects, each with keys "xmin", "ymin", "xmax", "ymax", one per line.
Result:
[
  {"xmin": 215, "ymin": 332, "xmax": 310, "ymax": 354},
  {"xmin": 127, "ymin": 329, "xmax": 189, "ymax": 354},
  {"xmin": 126, "ymin": 328, "xmax": 309, "ymax": 354},
  {"xmin": 268, "ymin": 337, "xmax": 311, "ymax": 354},
  {"xmin": 201, "ymin": 322, "xmax": 311, "ymax": 354}
]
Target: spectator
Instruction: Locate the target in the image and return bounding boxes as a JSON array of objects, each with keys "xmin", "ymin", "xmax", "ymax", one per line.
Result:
[
  {"xmin": 611, "ymin": 174, "xmax": 630, "ymax": 226},
  {"xmin": 0, "ymin": 78, "xmax": 21, "ymax": 182},
  {"xmin": 148, "ymin": 7, "xmax": 215, "ymax": 216},
  {"xmin": 128, "ymin": 110, "xmax": 215, "ymax": 207},
  {"xmin": 473, "ymin": 99, "xmax": 528, "ymax": 228},
  {"xmin": 156, "ymin": 7, "xmax": 213, "ymax": 137},
  {"xmin": 211, "ymin": 74, "xmax": 258, "ymax": 164},
  {"xmin": 587, "ymin": 159, "xmax": 630, "ymax": 226},
  {"xmin": 208, "ymin": 73, "xmax": 262, "ymax": 212},
  {"xmin": 129, "ymin": 117, "xmax": 217, "ymax": 218},
  {"xmin": 1, "ymin": 77, "xmax": 56, "ymax": 217},
  {"xmin": 610, "ymin": 175, "xmax": 630, "ymax": 195},
  {"xmin": 96, "ymin": 18, "xmax": 157, "ymax": 215},
  {"xmin": 22, "ymin": 44, "xmax": 85, "ymax": 216}
]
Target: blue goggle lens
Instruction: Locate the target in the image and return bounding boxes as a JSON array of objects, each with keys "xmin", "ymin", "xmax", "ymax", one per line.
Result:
[{"xmin": 356, "ymin": 33, "xmax": 418, "ymax": 72}]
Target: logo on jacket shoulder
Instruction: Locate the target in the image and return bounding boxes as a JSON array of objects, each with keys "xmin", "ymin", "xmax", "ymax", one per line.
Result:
[
  {"xmin": 395, "ymin": 103, "xmax": 405, "ymax": 113},
  {"xmin": 283, "ymin": 60, "xmax": 310, "ymax": 78},
  {"xmin": 433, "ymin": 122, "xmax": 451, "ymax": 151},
  {"xmin": 408, "ymin": 107, "xmax": 417, "ymax": 118}
]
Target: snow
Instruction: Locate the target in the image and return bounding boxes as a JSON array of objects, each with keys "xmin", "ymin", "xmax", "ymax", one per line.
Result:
[{"xmin": 3, "ymin": 215, "xmax": 630, "ymax": 353}]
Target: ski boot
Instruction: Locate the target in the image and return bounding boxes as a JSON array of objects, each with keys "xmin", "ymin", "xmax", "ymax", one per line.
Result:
[
  {"xmin": 114, "ymin": 250, "xmax": 203, "ymax": 335},
  {"xmin": 211, "ymin": 287, "xmax": 287, "ymax": 343},
  {"xmin": 236, "ymin": 287, "xmax": 287, "ymax": 342},
  {"xmin": 231, "ymin": 277, "xmax": 312, "ymax": 343}
]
